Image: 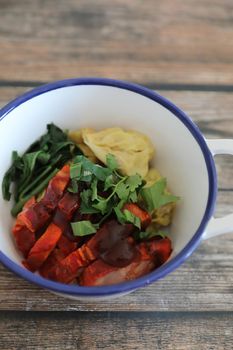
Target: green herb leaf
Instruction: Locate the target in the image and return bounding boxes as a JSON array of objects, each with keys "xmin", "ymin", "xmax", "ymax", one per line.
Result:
[
  {"xmin": 114, "ymin": 207, "xmax": 127, "ymax": 225},
  {"xmin": 126, "ymin": 174, "xmax": 142, "ymax": 192},
  {"xmin": 72, "ymin": 155, "xmax": 110, "ymax": 182},
  {"xmin": 140, "ymin": 178, "xmax": 179, "ymax": 212},
  {"xmin": 115, "ymin": 182, "xmax": 130, "ymax": 200},
  {"xmin": 81, "ymin": 170, "xmax": 92, "ymax": 182},
  {"xmin": 71, "ymin": 220, "xmax": 97, "ymax": 236},
  {"xmin": 104, "ymin": 174, "xmax": 115, "ymax": 191},
  {"xmin": 70, "ymin": 163, "xmax": 82, "ymax": 179},
  {"xmin": 68, "ymin": 179, "xmax": 79, "ymax": 193},
  {"xmin": 92, "ymin": 199, "xmax": 108, "ymax": 215},
  {"xmin": 80, "ymin": 189, "xmax": 92, "ymax": 205},
  {"xmin": 79, "ymin": 203, "xmax": 99, "ymax": 214},
  {"xmin": 106, "ymin": 153, "xmax": 118, "ymax": 171},
  {"xmin": 92, "ymin": 165, "xmax": 111, "ymax": 181},
  {"xmin": 114, "ymin": 206, "xmax": 141, "ymax": 228},
  {"xmin": 123, "ymin": 209, "xmax": 141, "ymax": 229},
  {"xmin": 135, "ymin": 230, "xmax": 168, "ymax": 241},
  {"xmin": 128, "ymin": 191, "xmax": 138, "ymax": 203},
  {"xmin": 91, "ymin": 179, "xmax": 98, "ymax": 201}
]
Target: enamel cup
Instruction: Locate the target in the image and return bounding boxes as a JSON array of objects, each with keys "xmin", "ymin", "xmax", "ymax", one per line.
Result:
[{"xmin": 0, "ymin": 78, "xmax": 233, "ymax": 300}]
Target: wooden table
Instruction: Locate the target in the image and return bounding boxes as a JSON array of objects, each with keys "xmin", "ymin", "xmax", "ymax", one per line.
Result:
[{"xmin": 0, "ymin": 1, "xmax": 233, "ymax": 349}]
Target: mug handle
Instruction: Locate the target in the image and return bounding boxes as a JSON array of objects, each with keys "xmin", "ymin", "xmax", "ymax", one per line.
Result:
[{"xmin": 203, "ymin": 139, "xmax": 233, "ymax": 240}]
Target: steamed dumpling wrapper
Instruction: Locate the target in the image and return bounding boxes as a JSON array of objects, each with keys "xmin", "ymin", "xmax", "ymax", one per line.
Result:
[
  {"xmin": 82, "ymin": 127, "xmax": 154, "ymax": 178},
  {"xmin": 144, "ymin": 168, "xmax": 175, "ymax": 227},
  {"xmin": 68, "ymin": 128, "xmax": 98, "ymax": 163}
]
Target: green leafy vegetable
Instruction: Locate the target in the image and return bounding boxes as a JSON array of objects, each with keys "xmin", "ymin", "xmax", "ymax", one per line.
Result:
[
  {"xmin": 123, "ymin": 209, "xmax": 141, "ymax": 229},
  {"xmin": 128, "ymin": 191, "xmax": 138, "ymax": 203},
  {"xmin": 126, "ymin": 174, "xmax": 142, "ymax": 192},
  {"xmin": 114, "ymin": 206, "xmax": 141, "ymax": 229},
  {"xmin": 11, "ymin": 168, "xmax": 59, "ymax": 216},
  {"xmin": 135, "ymin": 230, "xmax": 168, "ymax": 241},
  {"xmin": 67, "ymin": 179, "xmax": 79, "ymax": 194},
  {"xmin": 71, "ymin": 220, "xmax": 97, "ymax": 236},
  {"xmin": 2, "ymin": 123, "xmax": 82, "ymax": 216},
  {"xmin": 92, "ymin": 198, "xmax": 108, "ymax": 215},
  {"xmin": 140, "ymin": 178, "xmax": 179, "ymax": 213},
  {"xmin": 70, "ymin": 163, "xmax": 82, "ymax": 179},
  {"xmin": 114, "ymin": 206, "xmax": 127, "ymax": 225},
  {"xmin": 106, "ymin": 153, "xmax": 118, "ymax": 171},
  {"xmin": 104, "ymin": 174, "xmax": 115, "ymax": 191},
  {"xmin": 70, "ymin": 154, "xmax": 144, "ymax": 227},
  {"xmin": 70, "ymin": 155, "xmax": 111, "ymax": 184},
  {"xmin": 115, "ymin": 182, "xmax": 130, "ymax": 200},
  {"xmin": 80, "ymin": 189, "xmax": 92, "ymax": 206}
]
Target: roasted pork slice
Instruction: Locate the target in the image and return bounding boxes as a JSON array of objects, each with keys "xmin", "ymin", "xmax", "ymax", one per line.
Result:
[
  {"xmin": 80, "ymin": 237, "xmax": 172, "ymax": 286},
  {"xmin": 15, "ymin": 165, "xmax": 70, "ymax": 234},
  {"xmin": 12, "ymin": 220, "xmax": 35, "ymax": 258},
  {"xmin": 41, "ymin": 164, "xmax": 70, "ymax": 210},
  {"xmin": 25, "ymin": 222, "xmax": 62, "ymax": 271},
  {"xmin": 57, "ymin": 235, "xmax": 77, "ymax": 256},
  {"xmin": 57, "ymin": 192, "xmax": 80, "ymax": 219},
  {"xmin": 23, "ymin": 196, "xmax": 36, "ymax": 210},
  {"xmin": 17, "ymin": 201, "xmax": 51, "ymax": 233},
  {"xmin": 12, "ymin": 165, "xmax": 72, "ymax": 257},
  {"xmin": 79, "ymin": 258, "xmax": 154, "ymax": 286},
  {"xmin": 12, "ymin": 197, "xmax": 37, "ymax": 257},
  {"xmin": 123, "ymin": 203, "xmax": 151, "ymax": 228},
  {"xmin": 39, "ymin": 235, "xmax": 77, "ymax": 278},
  {"xmin": 47, "ymin": 220, "xmax": 134, "ymax": 283}
]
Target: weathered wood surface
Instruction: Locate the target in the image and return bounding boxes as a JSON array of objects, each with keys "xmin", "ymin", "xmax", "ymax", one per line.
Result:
[
  {"xmin": 0, "ymin": 87, "xmax": 232, "ymax": 312},
  {"xmin": 0, "ymin": 0, "xmax": 233, "ymax": 85},
  {"xmin": 0, "ymin": 311, "xmax": 233, "ymax": 350}
]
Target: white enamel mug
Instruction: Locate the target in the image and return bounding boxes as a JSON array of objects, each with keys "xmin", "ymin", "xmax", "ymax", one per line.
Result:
[{"xmin": 0, "ymin": 78, "xmax": 232, "ymax": 300}]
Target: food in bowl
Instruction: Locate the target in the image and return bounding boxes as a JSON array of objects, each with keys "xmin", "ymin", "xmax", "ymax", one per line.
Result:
[{"xmin": 2, "ymin": 124, "xmax": 179, "ymax": 286}]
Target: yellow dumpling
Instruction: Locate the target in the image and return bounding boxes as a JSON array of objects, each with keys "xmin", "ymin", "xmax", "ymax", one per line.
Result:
[
  {"xmin": 144, "ymin": 168, "xmax": 175, "ymax": 227},
  {"xmin": 82, "ymin": 127, "xmax": 154, "ymax": 178},
  {"xmin": 68, "ymin": 129, "xmax": 98, "ymax": 163},
  {"xmin": 144, "ymin": 168, "xmax": 162, "ymax": 187}
]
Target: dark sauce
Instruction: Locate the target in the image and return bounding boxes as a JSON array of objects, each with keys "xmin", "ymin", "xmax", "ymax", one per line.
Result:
[
  {"xmin": 93, "ymin": 220, "xmax": 137, "ymax": 267},
  {"xmin": 100, "ymin": 237, "xmax": 138, "ymax": 267}
]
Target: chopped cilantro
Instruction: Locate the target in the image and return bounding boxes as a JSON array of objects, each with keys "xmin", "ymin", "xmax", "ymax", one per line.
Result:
[
  {"xmin": 71, "ymin": 220, "xmax": 97, "ymax": 236},
  {"xmin": 140, "ymin": 178, "xmax": 179, "ymax": 213},
  {"xmin": 135, "ymin": 230, "xmax": 168, "ymax": 241},
  {"xmin": 123, "ymin": 209, "xmax": 141, "ymax": 229},
  {"xmin": 106, "ymin": 153, "xmax": 118, "ymax": 171}
]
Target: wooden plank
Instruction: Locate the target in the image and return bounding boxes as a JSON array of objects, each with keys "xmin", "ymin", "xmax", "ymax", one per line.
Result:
[
  {"xmin": 0, "ymin": 311, "xmax": 232, "ymax": 350},
  {"xmin": 0, "ymin": 0, "xmax": 233, "ymax": 84},
  {"xmin": 0, "ymin": 87, "xmax": 233, "ymax": 311}
]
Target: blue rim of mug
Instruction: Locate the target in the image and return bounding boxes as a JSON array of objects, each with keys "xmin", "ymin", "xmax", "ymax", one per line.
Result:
[{"xmin": 0, "ymin": 77, "xmax": 217, "ymax": 296}]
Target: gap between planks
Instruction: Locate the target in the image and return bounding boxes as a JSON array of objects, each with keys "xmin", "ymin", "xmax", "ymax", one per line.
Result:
[{"xmin": 0, "ymin": 80, "xmax": 233, "ymax": 92}]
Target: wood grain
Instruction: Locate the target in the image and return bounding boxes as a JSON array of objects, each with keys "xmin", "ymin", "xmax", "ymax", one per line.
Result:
[
  {"xmin": 0, "ymin": 311, "xmax": 233, "ymax": 350},
  {"xmin": 0, "ymin": 0, "xmax": 233, "ymax": 84},
  {"xmin": 0, "ymin": 88, "xmax": 233, "ymax": 311}
]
